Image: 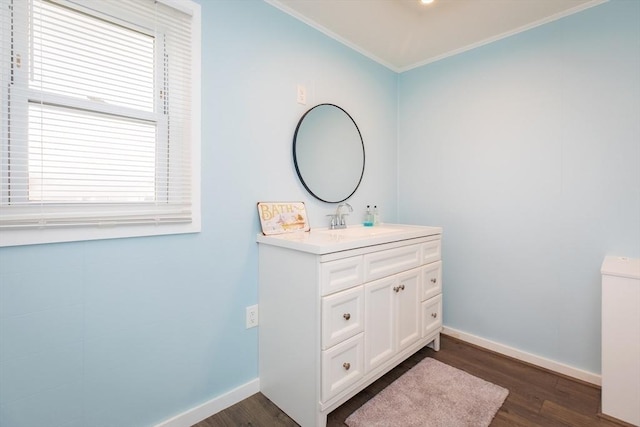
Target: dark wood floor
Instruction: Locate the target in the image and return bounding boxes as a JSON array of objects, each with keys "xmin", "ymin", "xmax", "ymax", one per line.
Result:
[{"xmin": 194, "ymin": 335, "xmax": 629, "ymax": 427}]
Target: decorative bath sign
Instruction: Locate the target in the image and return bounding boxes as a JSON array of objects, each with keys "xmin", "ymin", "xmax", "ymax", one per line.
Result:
[{"xmin": 257, "ymin": 202, "xmax": 310, "ymax": 235}]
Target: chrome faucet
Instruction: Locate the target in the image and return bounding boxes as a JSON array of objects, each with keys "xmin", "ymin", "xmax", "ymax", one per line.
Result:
[{"xmin": 328, "ymin": 203, "xmax": 353, "ymax": 229}]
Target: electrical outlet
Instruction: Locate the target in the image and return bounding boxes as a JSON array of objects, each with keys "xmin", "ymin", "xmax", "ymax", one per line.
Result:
[
  {"xmin": 296, "ymin": 84, "xmax": 307, "ymax": 105},
  {"xmin": 246, "ymin": 304, "xmax": 258, "ymax": 328}
]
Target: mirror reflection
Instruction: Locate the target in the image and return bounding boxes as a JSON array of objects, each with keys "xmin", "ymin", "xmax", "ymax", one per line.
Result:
[{"xmin": 293, "ymin": 104, "xmax": 365, "ymax": 203}]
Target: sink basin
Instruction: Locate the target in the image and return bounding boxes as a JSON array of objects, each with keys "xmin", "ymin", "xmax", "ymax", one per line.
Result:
[{"xmin": 313, "ymin": 226, "xmax": 403, "ymax": 239}]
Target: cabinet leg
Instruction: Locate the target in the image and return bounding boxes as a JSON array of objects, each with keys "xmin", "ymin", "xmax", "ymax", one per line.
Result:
[
  {"xmin": 316, "ymin": 411, "xmax": 327, "ymax": 427},
  {"xmin": 427, "ymin": 334, "xmax": 441, "ymax": 351}
]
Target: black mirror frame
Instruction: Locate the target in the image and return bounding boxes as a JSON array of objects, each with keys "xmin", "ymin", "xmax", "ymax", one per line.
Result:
[{"xmin": 292, "ymin": 103, "xmax": 365, "ymax": 203}]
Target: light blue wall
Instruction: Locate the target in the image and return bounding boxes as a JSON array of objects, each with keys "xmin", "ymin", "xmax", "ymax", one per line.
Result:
[
  {"xmin": 0, "ymin": 1, "xmax": 398, "ymax": 426},
  {"xmin": 398, "ymin": 0, "xmax": 640, "ymax": 374},
  {"xmin": 1, "ymin": 0, "xmax": 638, "ymax": 425}
]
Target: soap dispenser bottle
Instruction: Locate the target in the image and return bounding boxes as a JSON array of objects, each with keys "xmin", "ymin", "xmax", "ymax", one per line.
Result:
[
  {"xmin": 373, "ymin": 205, "xmax": 380, "ymax": 225},
  {"xmin": 363, "ymin": 205, "xmax": 373, "ymax": 227}
]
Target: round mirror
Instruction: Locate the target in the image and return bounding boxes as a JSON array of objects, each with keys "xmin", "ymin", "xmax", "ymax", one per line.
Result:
[{"xmin": 293, "ymin": 104, "xmax": 365, "ymax": 203}]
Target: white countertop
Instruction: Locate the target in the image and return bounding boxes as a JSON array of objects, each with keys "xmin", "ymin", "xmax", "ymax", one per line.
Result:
[
  {"xmin": 256, "ymin": 223, "xmax": 442, "ymax": 255},
  {"xmin": 601, "ymin": 256, "xmax": 640, "ymax": 280}
]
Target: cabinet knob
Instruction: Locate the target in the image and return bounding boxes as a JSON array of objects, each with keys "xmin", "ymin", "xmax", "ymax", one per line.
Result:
[
  {"xmin": 343, "ymin": 313, "xmax": 351, "ymax": 321},
  {"xmin": 400, "ymin": 284, "xmax": 405, "ymax": 290},
  {"xmin": 393, "ymin": 286, "xmax": 400, "ymax": 293},
  {"xmin": 343, "ymin": 362, "xmax": 351, "ymax": 370},
  {"xmin": 431, "ymin": 312, "xmax": 438, "ymax": 318},
  {"xmin": 431, "ymin": 278, "xmax": 437, "ymax": 284}
]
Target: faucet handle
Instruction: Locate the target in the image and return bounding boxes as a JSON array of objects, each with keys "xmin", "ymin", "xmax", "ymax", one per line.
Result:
[{"xmin": 326, "ymin": 214, "xmax": 338, "ymax": 229}]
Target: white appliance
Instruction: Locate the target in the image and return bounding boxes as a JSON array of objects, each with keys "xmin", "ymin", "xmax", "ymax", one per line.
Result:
[{"xmin": 601, "ymin": 256, "xmax": 640, "ymax": 426}]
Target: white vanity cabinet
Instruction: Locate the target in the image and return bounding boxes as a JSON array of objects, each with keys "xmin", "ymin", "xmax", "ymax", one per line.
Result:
[{"xmin": 257, "ymin": 225, "xmax": 442, "ymax": 427}]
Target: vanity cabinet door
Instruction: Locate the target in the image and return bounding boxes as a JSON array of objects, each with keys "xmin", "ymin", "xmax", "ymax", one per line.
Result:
[
  {"xmin": 321, "ymin": 286, "xmax": 364, "ymax": 350},
  {"xmin": 364, "ymin": 267, "xmax": 421, "ymax": 373},
  {"xmin": 422, "ymin": 294, "xmax": 442, "ymax": 338},
  {"xmin": 421, "ymin": 261, "xmax": 442, "ymax": 301},
  {"xmin": 321, "ymin": 256, "xmax": 363, "ymax": 296},
  {"xmin": 364, "ymin": 244, "xmax": 421, "ymax": 282},
  {"xmin": 321, "ymin": 333, "xmax": 364, "ymax": 402},
  {"xmin": 364, "ymin": 276, "xmax": 396, "ymax": 373},
  {"xmin": 422, "ymin": 239, "xmax": 442, "ymax": 265},
  {"xmin": 396, "ymin": 268, "xmax": 421, "ymax": 352}
]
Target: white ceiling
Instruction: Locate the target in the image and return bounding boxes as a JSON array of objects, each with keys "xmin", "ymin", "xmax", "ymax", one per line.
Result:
[{"xmin": 265, "ymin": 0, "xmax": 607, "ymax": 72}]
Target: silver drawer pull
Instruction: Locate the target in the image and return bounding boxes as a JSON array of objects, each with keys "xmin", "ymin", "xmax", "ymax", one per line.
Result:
[
  {"xmin": 343, "ymin": 313, "xmax": 351, "ymax": 321},
  {"xmin": 431, "ymin": 278, "xmax": 437, "ymax": 284},
  {"xmin": 343, "ymin": 362, "xmax": 351, "ymax": 370},
  {"xmin": 431, "ymin": 312, "xmax": 438, "ymax": 318}
]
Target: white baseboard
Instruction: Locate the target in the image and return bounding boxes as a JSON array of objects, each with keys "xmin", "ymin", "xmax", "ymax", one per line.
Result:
[
  {"xmin": 442, "ymin": 326, "xmax": 601, "ymax": 386},
  {"xmin": 155, "ymin": 378, "xmax": 260, "ymax": 427}
]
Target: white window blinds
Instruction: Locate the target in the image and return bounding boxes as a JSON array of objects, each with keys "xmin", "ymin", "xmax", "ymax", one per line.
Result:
[{"xmin": 0, "ymin": 0, "xmax": 200, "ymax": 244}]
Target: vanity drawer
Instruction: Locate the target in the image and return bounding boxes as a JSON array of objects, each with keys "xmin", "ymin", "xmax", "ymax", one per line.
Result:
[
  {"xmin": 422, "ymin": 239, "xmax": 442, "ymax": 265},
  {"xmin": 322, "ymin": 286, "xmax": 364, "ymax": 350},
  {"xmin": 421, "ymin": 261, "xmax": 442, "ymax": 301},
  {"xmin": 321, "ymin": 333, "xmax": 364, "ymax": 402},
  {"xmin": 321, "ymin": 255, "xmax": 364, "ymax": 296},
  {"xmin": 422, "ymin": 294, "xmax": 442, "ymax": 338},
  {"xmin": 364, "ymin": 244, "xmax": 421, "ymax": 282}
]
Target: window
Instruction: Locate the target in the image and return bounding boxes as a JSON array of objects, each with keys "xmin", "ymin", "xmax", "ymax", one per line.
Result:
[{"xmin": 0, "ymin": 0, "xmax": 201, "ymax": 246}]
